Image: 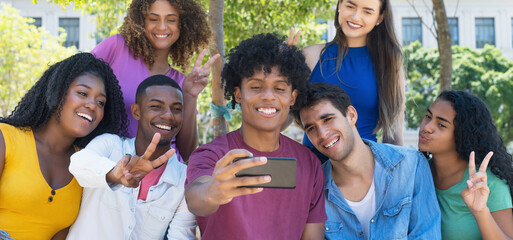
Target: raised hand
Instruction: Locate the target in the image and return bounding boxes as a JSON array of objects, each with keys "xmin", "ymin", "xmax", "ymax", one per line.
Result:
[
  {"xmin": 462, "ymin": 151, "xmax": 494, "ymax": 213},
  {"xmin": 205, "ymin": 149, "xmax": 271, "ymax": 205},
  {"xmin": 287, "ymin": 27, "xmax": 301, "ymax": 46},
  {"xmin": 107, "ymin": 133, "xmax": 175, "ymax": 188},
  {"xmin": 182, "ymin": 49, "xmax": 221, "ymax": 98}
]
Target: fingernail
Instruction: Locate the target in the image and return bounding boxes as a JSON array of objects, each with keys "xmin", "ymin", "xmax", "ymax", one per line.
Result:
[{"xmin": 264, "ymin": 176, "xmax": 271, "ymax": 181}]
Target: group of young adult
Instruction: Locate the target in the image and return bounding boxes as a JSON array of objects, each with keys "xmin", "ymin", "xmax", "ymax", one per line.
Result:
[{"xmin": 0, "ymin": 0, "xmax": 511, "ymax": 240}]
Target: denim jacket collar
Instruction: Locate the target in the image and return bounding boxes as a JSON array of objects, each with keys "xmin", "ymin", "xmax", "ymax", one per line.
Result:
[{"xmin": 323, "ymin": 139, "xmax": 406, "ymax": 216}]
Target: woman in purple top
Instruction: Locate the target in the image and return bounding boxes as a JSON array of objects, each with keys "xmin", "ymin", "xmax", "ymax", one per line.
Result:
[
  {"xmin": 301, "ymin": 0, "xmax": 405, "ymax": 161},
  {"xmin": 91, "ymin": 0, "xmax": 218, "ymax": 161}
]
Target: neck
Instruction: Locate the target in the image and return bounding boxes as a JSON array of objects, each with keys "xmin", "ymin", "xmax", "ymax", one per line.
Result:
[
  {"xmin": 33, "ymin": 122, "xmax": 76, "ymax": 154},
  {"xmin": 239, "ymin": 125, "xmax": 281, "ymax": 152},
  {"xmin": 346, "ymin": 37, "xmax": 367, "ymax": 47},
  {"xmin": 331, "ymin": 138, "xmax": 374, "ymax": 185},
  {"xmin": 432, "ymin": 151, "xmax": 468, "ymax": 179}
]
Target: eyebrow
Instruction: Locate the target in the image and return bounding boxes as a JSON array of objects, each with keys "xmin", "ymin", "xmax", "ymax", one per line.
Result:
[
  {"xmin": 76, "ymin": 83, "xmax": 107, "ymax": 98},
  {"xmin": 427, "ymin": 108, "xmax": 452, "ymax": 124},
  {"xmin": 150, "ymin": 13, "xmax": 178, "ymax": 17},
  {"xmin": 303, "ymin": 113, "xmax": 335, "ymax": 129},
  {"xmin": 247, "ymin": 78, "xmax": 290, "ymax": 84},
  {"xmin": 346, "ymin": 0, "xmax": 376, "ymax": 12}
]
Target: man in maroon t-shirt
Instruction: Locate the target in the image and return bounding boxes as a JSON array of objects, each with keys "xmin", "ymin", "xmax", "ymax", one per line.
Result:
[{"xmin": 185, "ymin": 33, "xmax": 327, "ymax": 239}]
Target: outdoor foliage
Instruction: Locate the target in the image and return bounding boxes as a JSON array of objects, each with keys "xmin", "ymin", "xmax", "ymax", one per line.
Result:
[
  {"xmin": 0, "ymin": 3, "xmax": 76, "ymax": 117},
  {"xmin": 404, "ymin": 41, "xmax": 513, "ymax": 144}
]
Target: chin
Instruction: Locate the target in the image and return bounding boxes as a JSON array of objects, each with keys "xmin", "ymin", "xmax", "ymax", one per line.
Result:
[{"xmin": 158, "ymin": 139, "xmax": 171, "ymax": 146}]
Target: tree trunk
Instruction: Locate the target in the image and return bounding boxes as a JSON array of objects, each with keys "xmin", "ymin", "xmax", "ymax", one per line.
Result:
[
  {"xmin": 432, "ymin": 0, "xmax": 452, "ymax": 91},
  {"xmin": 208, "ymin": 0, "xmax": 228, "ymax": 137}
]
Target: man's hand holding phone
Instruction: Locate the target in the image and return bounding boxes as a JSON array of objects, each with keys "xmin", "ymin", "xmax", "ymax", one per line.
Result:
[{"xmin": 205, "ymin": 149, "xmax": 271, "ymax": 206}]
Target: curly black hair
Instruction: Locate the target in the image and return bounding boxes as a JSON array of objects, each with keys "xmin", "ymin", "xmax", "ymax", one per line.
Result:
[
  {"xmin": 291, "ymin": 82, "xmax": 353, "ymax": 128},
  {"xmin": 438, "ymin": 90, "xmax": 513, "ymax": 199},
  {"xmin": 222, "ymin": 33, "xmax": 311, "ymax": 108},
  {"xmin": 0, "ymin": 52, "xmax": 128, "ymax": 148},
  {"xmin": 119, "ymin": 0, "xmax": 211, "ymax": 70}
]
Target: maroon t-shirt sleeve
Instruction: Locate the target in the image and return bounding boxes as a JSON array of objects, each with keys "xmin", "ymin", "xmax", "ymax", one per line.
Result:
[
  {"xmin": 185, "ymin": 137, "xmax": 228, "ymax": 187},
  {"xmin": 306, "ymin": 153, "xmax": 328, "ymax": 223}
]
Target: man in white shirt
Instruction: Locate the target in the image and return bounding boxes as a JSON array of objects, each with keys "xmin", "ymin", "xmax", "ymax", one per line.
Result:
[{"xmin": 67, "ymin": 75, "xmax": 195, "ymax": 239}]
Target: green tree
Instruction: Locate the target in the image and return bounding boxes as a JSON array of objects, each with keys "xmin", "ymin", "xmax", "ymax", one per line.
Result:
[
  {"xmin": 404, "ymin": 41, "xmax": 513, "ymax": 143},
  {"xmin": 0, "ymin": 3, "xmax": 76, "ymax": 116}
]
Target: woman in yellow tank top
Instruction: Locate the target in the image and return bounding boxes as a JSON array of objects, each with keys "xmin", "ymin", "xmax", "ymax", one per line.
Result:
[{"xmin": 0, "ymin": 53, "xmax": 128, "ymax": 240}]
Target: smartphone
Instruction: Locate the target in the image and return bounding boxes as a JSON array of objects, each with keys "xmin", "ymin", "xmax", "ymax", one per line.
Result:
[{"xmin": 233, "ymin": 157, "xmax": 296, "ymax": 189}]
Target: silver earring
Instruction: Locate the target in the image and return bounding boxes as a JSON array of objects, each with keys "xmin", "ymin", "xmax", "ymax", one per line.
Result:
[{"xmin": 376, "ymin": 22, "xmax": 380, "ymax": 26}]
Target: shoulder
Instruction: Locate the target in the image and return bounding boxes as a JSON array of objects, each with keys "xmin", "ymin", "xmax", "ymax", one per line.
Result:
[
  {"xmin": 87, "ymin": 133, "xmax": 124, "ymax": 148},
  {"xmin": 302, "ymin": 44, "xmax": 325, "ymax": 71},
  {"xmin": 91, "ymin": 34, "xmax": 127, "ymax": 57},
  {"xmin": 368, "ymin": 140, "xmax": 426, "ymax": 168},
  {"xmin": 487, "ymin": 171, "xmax": 512, "ymax": 208},
  {"xmin": 189, "ymin": 133, "xmax": 232, "ymax": 162}
]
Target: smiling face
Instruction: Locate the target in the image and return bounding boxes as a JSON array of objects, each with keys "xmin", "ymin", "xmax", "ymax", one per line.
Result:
[
  {"xmin": 234, "ymin": 66, "xmax": 297, "ymax": 133},
  {"xmin": 418, "ymin": 98, "xmax": 457, "ymax": 155},
  {"xmin": 338, "ymin": 0, "xmax": 383, "ymax": 47},
  {"xmin": 300, "ymin": 99, "xmax": 357, "ymax": 162},
  {"xmin": 132, "ymin": 85, "xmax": 183, "ymax": 146},
  {"xmin": 56, "ymin": 73, "xmax": 106, "ymax": 138},
  {"xmin": 144, "ymin": 0, "xmax": 180, "ymax": 54}
]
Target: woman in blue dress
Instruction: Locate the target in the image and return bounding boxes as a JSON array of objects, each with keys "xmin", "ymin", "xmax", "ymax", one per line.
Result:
[{"xmin": 302, "ymin": 0, "xmax": 404, "ymax": 161}]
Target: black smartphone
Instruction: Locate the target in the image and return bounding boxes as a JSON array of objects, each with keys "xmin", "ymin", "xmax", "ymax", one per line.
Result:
[{"xmin": 233, "ymin": 157, "xmax": 296, "ymax": 189}]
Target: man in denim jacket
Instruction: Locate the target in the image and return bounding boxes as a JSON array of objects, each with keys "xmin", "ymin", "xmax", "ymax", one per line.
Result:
[{"xmin": 292, "ymin": 82, "xmax": 441, "ymax": 239}]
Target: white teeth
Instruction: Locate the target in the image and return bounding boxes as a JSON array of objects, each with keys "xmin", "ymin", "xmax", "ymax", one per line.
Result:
[
  {"xmin": 77, "ymin": 113, "xmax": 92, "ymax": 122},
  {"xmin": 155, "ymin": 34, "xmax": 168, "ymax": 38},
  {"xmin": 324, "ymin": 138, "xmax": 339, "ymax": 149},
  {"xmin": 258, "ymin": 108, "xmax": 277, "ymax": 115},
  {"xmin": 348, "ymin": 22, "xmax": 362, "ymax": 28},
  {"xmin": 155, "ymin": 124, "xmax": 171, "ymax": 130}
]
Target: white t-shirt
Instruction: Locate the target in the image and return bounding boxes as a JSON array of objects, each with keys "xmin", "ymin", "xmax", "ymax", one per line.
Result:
[{"xmin": 346, "ymin": 179, "xmax": 376, "ymax": 240}]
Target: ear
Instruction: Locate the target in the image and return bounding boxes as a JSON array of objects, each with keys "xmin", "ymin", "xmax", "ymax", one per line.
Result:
[
  {"xmin": 234, "ymin": 86, "xmax": 242, "ymax": 103},
  {"xmin": 290, "ymin": 89, "xmax": 298, "ymax": 106},
  {"xmin": 131, "ymin": 103, "xmax": 141, "ymax": 121},
  {"xmin": 346, "ymin": 105, "xmax": 358, "ymax": 126},
  {"xmin": 377, "ymin": 11, "xmax": 385, "ymax": 25}
]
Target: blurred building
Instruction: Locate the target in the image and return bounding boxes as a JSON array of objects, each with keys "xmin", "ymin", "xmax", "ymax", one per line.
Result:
[{"xmin": 1, "ymin": 0, "xmax": 97, "ymax": 51}]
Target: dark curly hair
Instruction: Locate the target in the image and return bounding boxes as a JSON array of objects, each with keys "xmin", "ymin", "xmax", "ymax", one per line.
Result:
[
  {"xmin": 0, "ymin": 52, "xmax": 128, "ymax": 148},
  {"xmin": 438, "ymin": 90, "xmax": 513, "ymax": 199},
  {"xmin": 292, "ymin": 82, "xmax": 353, "ymax": 128},
  {"xmin": 119, "ymin": 0, "xmax": 211, "ymax": 70},
  {"xmin": 222, "ymin": 33, "xmax": 310, "ymax": 108}
]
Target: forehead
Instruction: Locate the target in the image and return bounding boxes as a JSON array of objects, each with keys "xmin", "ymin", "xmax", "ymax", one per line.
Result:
[
  {"xmin": 429, "ymin": 99, "xmax": 456, "ymax": 120},
  {"xmin": 242, "ymin": 66, "xmax": 289, "ymax": 84},
  {"xmin": 342, "ymin": 0, "xmax": 382, "ymax": 8},
  {"xmin": 141, "ymin": 85, "xmax": 183, "ymax": 103},
  {"xmin": 300, "ymin": 100, "xmax": 340, "ymax": 121},
  {"xmin": 70, "ymin": 73, "xmax": 106, "ymax": 93},
  {"xmin": 148, "ymin": 0, "xmax": 178, "ymax": 15}
]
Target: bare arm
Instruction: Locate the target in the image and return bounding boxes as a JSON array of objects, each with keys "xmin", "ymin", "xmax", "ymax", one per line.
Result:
[
  {"xmin": 177, "ymin": 50, "xmax": 220, "ymax": 161},
  {"xmin": 300, "ymin": 222, "xmax": 324, "ymax": 240},
  {"xmin": 302, "ymin": 44, "xmax": 324, "ymax": 72},
  {"xmin": 463, "ymin": 152, "xmax": 513, "ymax": 239},
  {"xmin": 50, "ymin": 227, "xmax": 69, "ymax": 240},
  {"xmin": 185, "ymin": 149, "xmax": 270, "ymax": 216}
]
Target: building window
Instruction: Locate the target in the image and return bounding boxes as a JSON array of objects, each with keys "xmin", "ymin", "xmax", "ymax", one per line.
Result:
[
  {"xmin": 448, "ymin": 17, "xmax": 459, "ymax": 45},
  {"xmin": 402, "ymin": 18, "xmax": 422, "ymax": 46},
  {"xmin": 475, "ymin": 18, "xmax": 495, "ymax": 48},
  {"xmin": 59, "ymin": 18, "xmax": 80, "ymax": 48},
  {"xmin": 511, "ymin": 18, "xmax": 513, "ymax": 47},
  {"xmin": 29, "ymin": 17, "xmax": 42, "ymax": 28}
]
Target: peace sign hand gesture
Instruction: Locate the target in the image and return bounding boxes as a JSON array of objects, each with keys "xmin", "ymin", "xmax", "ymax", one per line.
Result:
[
  {"xmin": 107, "ymin": 133, "xmax": 175, "ymax": 188},
  {"xmin": 461, "ymin": 151, "xmax": 494, "ymax": 214},
  {"xmin": 182, "ymin": 49, "xmax": 221, "ymax": 98}
]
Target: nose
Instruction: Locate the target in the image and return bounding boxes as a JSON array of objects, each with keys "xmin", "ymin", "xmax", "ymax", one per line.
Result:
[
  {"xmin": 260, "ymin": 86, "xmax": 276, "ymax": 101},
  {"xmin": 421, "ymin": 120, "xmax": 434, "ymax": 134},
  {"xmin": 157, "ymin": 19, "xmax": 166, "ymax": 30},
  {"xmin": 84, "ymin": 97, "xmax": 97, "ymax": 111},
  {"xmin": 351, "ymin": 9, "xmax": 361, "ymax": 20},
  {"xmin": 160, "ymin": 108, "xmax": 176, "ymax": 121}
]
